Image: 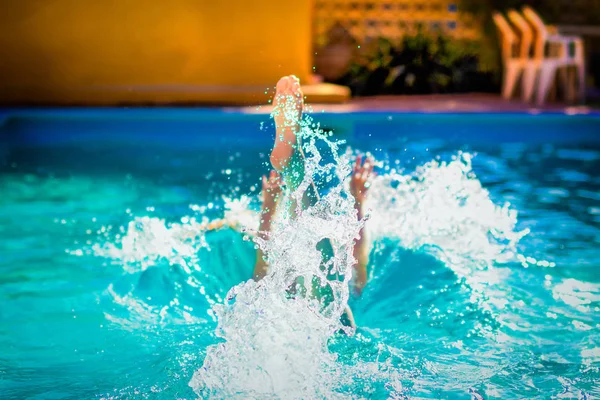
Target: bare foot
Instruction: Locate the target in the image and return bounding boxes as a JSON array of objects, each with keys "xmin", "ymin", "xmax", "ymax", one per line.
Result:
[
  {"xmin": 270, "ymin": 75, "xmax": 304, "ymax": 172},
  {"xmin": 254, "ymin": 170, "xmax": 283, "ymax": 281}
]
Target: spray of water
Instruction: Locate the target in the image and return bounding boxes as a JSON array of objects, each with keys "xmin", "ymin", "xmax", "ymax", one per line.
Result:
[
  {"xmin": 89, "ymin": 116, "xmax": 537, "ymax": 398},
  {"xmin": 367, "ymin": 152, "xmax": 528, "ymax": 273},
  {"xmin": 187, "ymin": 110, "xmax": 373, "ymax": 398}
]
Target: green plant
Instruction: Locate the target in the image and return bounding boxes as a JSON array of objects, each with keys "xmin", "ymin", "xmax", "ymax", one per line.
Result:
[{"xmin": 336, "ymin": 32, "xmax": 497, "ymax": 96}]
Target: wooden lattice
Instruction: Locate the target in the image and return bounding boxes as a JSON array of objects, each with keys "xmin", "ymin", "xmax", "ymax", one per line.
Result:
[{"xmin": 313, "ymin": 0, "xmax": 481, "ymax": 47}]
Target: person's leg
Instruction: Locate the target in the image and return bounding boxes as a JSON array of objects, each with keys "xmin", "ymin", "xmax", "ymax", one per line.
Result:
[
  {"xmin": 269, "ymin": 75, "xmax": 307, "ymax": 195},
  {"xmin": 269, "ymin": 76, "xmax": 304, "ymax": 181},
  {"xmin": 349, "ymin": 155, "xmax": 374, "ymax": 296},
  {"xmin": 253, "ymin": 170, "xmax": 282, "ymax": 280},
  {"xmin": 252, "ymin": 75, "xmax": 304, "ymax": 281},
  {"xmin": 255, "ymin": 76, "xmax": 371, "ymax": 330}
]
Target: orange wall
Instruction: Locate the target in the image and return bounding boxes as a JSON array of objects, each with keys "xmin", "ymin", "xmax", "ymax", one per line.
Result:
[{"xmin": 0, "ymin": 0, "xmax": 313, "ymax": 104}]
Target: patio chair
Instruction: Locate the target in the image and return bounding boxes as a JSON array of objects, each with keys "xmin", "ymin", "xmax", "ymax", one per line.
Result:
[
  {"xmin": 522, "ymin": 6, "xmax": 585, "ymax": 105},
  {"xmin": 506, "ymin": 10, "xmax": 535, "ymax": 101},
  {"xmin": 492, "ymin": 12, "xmax": 530, "ymax": 100}
]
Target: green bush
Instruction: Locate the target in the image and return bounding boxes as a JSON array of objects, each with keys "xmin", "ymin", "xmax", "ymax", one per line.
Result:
[{"xmin": 335, "ymin": 32, "xmax": 498, "ymax": 96}]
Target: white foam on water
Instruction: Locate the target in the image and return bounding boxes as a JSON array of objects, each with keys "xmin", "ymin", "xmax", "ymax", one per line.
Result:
[
  {"xmin": 88, "ymin": 119, "xmax": 539, "ymax": 397},
  {"xmin": 183, "ymin": 145, "xmax": 537, "ymax": 397},
  {"xmin": 363, "ymin": 152, "xmax": 535, "ymax": 331},
  {"xmin": 366, "ymin": 152, "xmax": 528, "ymax": 274},
  {"xmin": 186, "ymin": 117, "xmax": 539, "ymax": 396},
  {"xmin": 92, "ymin": 216, "xmax": 219, "ymax": 328},
  {"xmin": 552, "ymin": 279, "xmax": 600, "ymax": 312},
  {"xmin": 93, "ymin": 215, "xmax": 208, "ymax": 273}
]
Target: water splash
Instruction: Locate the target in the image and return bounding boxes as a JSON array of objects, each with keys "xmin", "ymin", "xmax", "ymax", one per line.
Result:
[
  {"xmin": 367, "ymin": 152, "xmax": 529, "ymax": 274},
  {"xmin": 88, "ymin": 131, "xmax": 542, "ymax": 398},
  {"xmin": 93, "ymin": 215, "xmax": 208, "ymax": 273},
  {"xmin": 189, "ymin": 114, "xmax": 371, "ymax": 398}
]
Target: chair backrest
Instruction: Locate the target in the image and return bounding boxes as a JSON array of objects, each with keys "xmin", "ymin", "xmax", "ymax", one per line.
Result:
[
  {"xmin": 522, "ymin": 6, "xmax": 548, "ymax": 59},
  {"xmin": 492, "ymin": 12, "xmax": 517, "ymax": 62},
  {"xmin": 507, "ymin": 10, "xmax": 533, "ymax": 59}
]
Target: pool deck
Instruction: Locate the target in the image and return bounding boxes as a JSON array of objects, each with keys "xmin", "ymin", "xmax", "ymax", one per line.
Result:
[
  {"xmin": 0, "ymin": 94, "xmax": 598, "ymax": 122},
  {"xmin": 235, "ymin": 94, "xmax": 597, "ymax": 115}
]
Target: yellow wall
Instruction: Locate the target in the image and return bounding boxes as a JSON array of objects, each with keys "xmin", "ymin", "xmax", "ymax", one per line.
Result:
[{"xmin": 0, "ymin": 0, "xmax": 313, "ymax": 105}]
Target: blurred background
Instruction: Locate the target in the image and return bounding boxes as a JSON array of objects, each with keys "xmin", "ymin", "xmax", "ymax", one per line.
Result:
[{"xmin": 0, "ymin": 0, "xmax": 598, "ymax": 106}]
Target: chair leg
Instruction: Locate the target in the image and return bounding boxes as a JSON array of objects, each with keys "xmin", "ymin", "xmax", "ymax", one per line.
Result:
[
  {"xmin": 553, "ymin": 75, "xmax": 560, "ymax": 102},
  {"xmin": 503, "ymin": 64, "xmax": 520, "ymax": 100},
  {"xmin": 575, "ymin": 39, "xmax": 586, "ymax": 103},
  {"xmin": 568, "ymin": 67, "xmax": 577, "ymax": 103},
  {"xmin": 536, "ymin": 65, "xmax": 556, "ymax": 107},
  {"xmin": 522, "ymin": 65, "xmax": 537, "ymax": 103},
  {"xmin": 558, "ymin": 67, "xmax": 570, "ymax": 103},
  {"xmin": 577, "ymin": 60, "xmax": 586, "ymax": 103}
]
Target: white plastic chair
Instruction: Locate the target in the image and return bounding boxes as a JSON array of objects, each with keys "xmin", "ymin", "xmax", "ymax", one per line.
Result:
[
  {"xmin": 506, "ymin": 10, "xmax": 535, "ymax": 101},
  {"xmin": 522, "ymin": 6, "xmax": 585, "ymax": 105},
  {"xmin": 492, "ymin": 12, "xmax": 530, "ymax": 100}
]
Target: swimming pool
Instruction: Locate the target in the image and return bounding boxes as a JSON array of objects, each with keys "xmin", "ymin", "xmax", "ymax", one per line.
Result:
[{"xmin": 1, "ymin": 109, "xmax": 599, "ymax": 399}]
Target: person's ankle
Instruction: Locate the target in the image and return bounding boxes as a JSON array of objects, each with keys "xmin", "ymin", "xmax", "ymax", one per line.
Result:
[
  {"xmin": 260, "ymin": 207, "xmax": 276, "ymax": 227},
  {"xmin": 354, "ymin": 201, "xmax": 364, "ymax": 219},
  {"xmin": 259, "ymin": 218, "xmax": 272, "ymax": 232}
]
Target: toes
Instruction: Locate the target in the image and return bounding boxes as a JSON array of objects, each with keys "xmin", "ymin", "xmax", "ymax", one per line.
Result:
[
  {"xmin": 364, "ymin": 158, "xmax": 375, "ymax": 180},
  {"xmin": 289, "ymin": 75, "xmax": 300, "ymax": 91},
  {"xmin": 290, "ymin": 76, "xmax": 302, "ymax": 94},
  {"xmin": 361, "ymin": 166, "xmax": 370, "ymax": 181},
  {"xmin": 362, "ymin": 158, "xmax": 374, "ymax": 180},
  {"xmin": 270, "ymin": 170, "xmax": 280, "ymax": 182},
  {"xmin": 354, "ymin": 155, "xmax": 362, "ymax": 172},
  {"xmin": 275, "ymin": 76, "xmax": 303, "ymax": 99},
  {"xmin": 276, "ymin": 76, "xmax": 289, "ymax": 91},
  {"xmin": 275, "ymin": 79, "xmax": 292, "ymax": 103},
  {"xmin": 367, "ymin": 161, "xmax": 375, "ymax": 175}
]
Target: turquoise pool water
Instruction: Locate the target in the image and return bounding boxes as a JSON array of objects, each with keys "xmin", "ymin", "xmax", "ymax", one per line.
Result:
[{"xmin": 0, "ymin": 110, "xmax": 599, "ymax": 399}]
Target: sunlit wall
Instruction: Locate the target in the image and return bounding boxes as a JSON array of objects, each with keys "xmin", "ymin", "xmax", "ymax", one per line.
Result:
[{"xmin": 0, "ymin": 0, "xmax": 312, "ymax": 105}]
